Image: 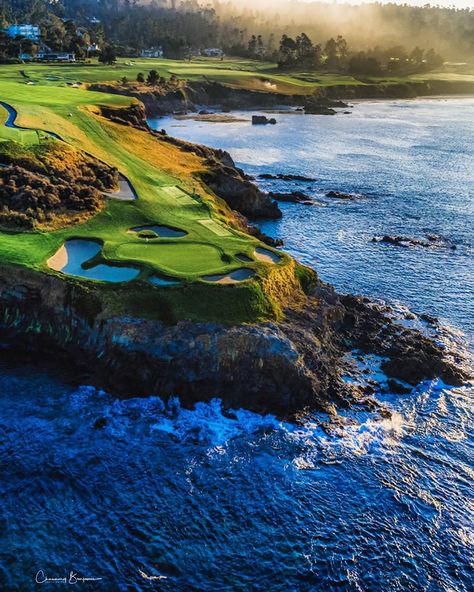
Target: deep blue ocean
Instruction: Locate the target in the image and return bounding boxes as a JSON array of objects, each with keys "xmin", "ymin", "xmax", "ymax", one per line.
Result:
[{"xmin": 0, "ymin": 100, "xmax": 472, "ymax": 591}]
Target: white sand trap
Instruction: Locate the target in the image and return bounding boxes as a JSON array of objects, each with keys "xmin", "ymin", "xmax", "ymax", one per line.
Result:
[
  {"xmin": 47, "ymin": 244, "xmax": 70, "ymax": 271},
  {"xmin": 203, "ymin": 268, "xmax": 255, "ymax": 284},
  {"xmin": 254, "ymin": 247, "xmax": 281, "ymax": 264},
  {"xmin": 47, "ymin": 239, "xmax": 140, "ymax": 283},
  {"xmin": 47, "ymin": 239, "xmax": 100, "ymax": 272},
  {"xmin": 131, "ymin": 225, "xmax": 187, "ymax": 238},
  {"xmin": 103, "ymin": 175, "xmax": 136, "ymax": 201},
  {"xmin": 149, "ymin": 275, "xmax": 181, "ymax": 286}
]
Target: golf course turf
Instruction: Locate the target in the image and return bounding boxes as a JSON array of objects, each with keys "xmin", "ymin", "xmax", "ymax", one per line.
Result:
[{"xmin": 0, "ymin": 60, "xmax": 317, "ymax": 324}]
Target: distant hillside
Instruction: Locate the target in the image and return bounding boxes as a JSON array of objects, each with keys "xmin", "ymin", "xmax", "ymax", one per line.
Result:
[{"xmin": 1, "ymin": 0, "xmax": 472, "ymax": 60}]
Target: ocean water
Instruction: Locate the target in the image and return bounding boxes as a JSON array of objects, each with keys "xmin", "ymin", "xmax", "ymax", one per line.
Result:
[
  {"xmin": 0, "ymin": 100, "xmax": 473, "ymax": 591},
  {"xmin": 155, "ymin": 99, "xmax": 474, "ymax": 349}
]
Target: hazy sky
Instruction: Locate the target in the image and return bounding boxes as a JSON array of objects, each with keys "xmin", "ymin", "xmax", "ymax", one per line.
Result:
[{"xmin": 331, "ymin": 0, "xmax": 473, "ymax": 7}]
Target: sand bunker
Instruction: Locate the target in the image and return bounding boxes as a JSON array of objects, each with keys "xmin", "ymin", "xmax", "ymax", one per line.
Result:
[
  {"xmin": 47, "ymin": 239, "xmax": 140, "ymax": 283},
  {"xmin": 130, "ymin": 225, "xmax": 187, "ymax": 238},
  {"xmin": 202, "ymin": 268, "xmax": 255, "ymax": 284},
  {"xmin": 103, "ymin": 175, "xmax": 137, "ymax": 201},
  {"xmin": 254, "ymin": 247, "xmax": 281, "ymax": 264}
]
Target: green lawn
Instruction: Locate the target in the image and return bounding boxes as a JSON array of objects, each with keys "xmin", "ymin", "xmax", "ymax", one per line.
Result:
[
  {"xmin": 0, "ymin": 68, "xmax": 304, "ymax": 323},
  {"xmin": 3, "ymin": 56, "xmax": 465, "ymax": 322},
  {"xmin": 0, "ymin": 57, "xmax": 471, "ymax": 97}
]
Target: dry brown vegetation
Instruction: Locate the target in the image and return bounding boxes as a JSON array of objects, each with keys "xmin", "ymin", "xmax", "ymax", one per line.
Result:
[{"xmin": 0, "ymin": 139, "xmax": 119, "ymax": 229}]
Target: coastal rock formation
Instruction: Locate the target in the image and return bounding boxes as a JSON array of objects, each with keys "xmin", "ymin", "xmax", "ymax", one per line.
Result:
[
  {"xmin": 0, "ymin": 266, "xmax": 468, "ymax": 418},
  {"xmin": 372, "ymin": 234, "xmax": 457, "ymax": 250},
  {"xmin": 200, "ymin": 162, "xmax": 282, "ymax": 219},
  {"xmin": 326, "ymin": 190, "xmax": 364, "ymax": 200},
  {"xmin": 269, "ymin": 191, "xmax": 313, "ymax": 204},
  {"xmin": 91, "ymin": 78, "xmax": 474, "ymax": 120},
  {"xmin": 259, "ymin": 173, "xmax": 317, "ymax": 182},
  {"xmin": 252, "ymin": 115, "xmax": 277, "ymax": 125}
]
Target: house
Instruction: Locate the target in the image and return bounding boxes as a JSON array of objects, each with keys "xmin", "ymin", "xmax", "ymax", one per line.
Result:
[
  {"xmin": 140, "ymin": 47, "xmax": 164, "ymax": 58},
  {"xmin": 36, "ymin": 51, "xmax": 76, "ymax": 62},
  {"xmin": 202, "ymin": 48, "xmax": 224, "ymax": 58},
  {"xmin": 4, "ymin": 24, "xmax": 40, "ymax": 41}
]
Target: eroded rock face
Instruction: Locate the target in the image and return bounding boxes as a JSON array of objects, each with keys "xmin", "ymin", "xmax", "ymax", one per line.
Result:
[
  {"xmin": 200, "ymin": 163, "xmax": 282, "ymax": 219},
  {"xmin": 0, "ymin": 266, "xmax": 469, "ymax": 418}
]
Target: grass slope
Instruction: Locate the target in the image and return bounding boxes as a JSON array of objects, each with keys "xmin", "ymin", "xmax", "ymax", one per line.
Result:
[
  {"xmin": 0, "ymin": 57, "xmax": 472, "ymax": 97},
  {"xmin": 0, "ymin": 73, "xmax": 309, "ymax": 324}
]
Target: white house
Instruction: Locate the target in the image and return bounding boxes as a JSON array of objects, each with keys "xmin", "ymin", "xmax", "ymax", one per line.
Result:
[
  {"xmin": 140, "ymin": 47, "xmax": 164, "ymax": 58},
  {"xmin": 36, "ymin": 51, "xmax": 76, "ymax": 62}
]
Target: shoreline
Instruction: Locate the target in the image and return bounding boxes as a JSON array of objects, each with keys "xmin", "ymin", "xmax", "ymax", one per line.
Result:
[
  {"xmin": 152, "ymin": 96, "xmax": 474, "ymax": 356},
  {"xmin": 88, "ymin": 77, "xmax": 474, "ymax": 118},
  {"xmin": 154, "ymin": 94, "xmax": 474, "ymax": 123},
  {"xmin": 0, "ymin": 88, "xmax": 471, "ymax": 417}
]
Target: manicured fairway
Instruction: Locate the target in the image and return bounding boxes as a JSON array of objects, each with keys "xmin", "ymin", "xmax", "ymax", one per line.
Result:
[
  {"xmin": 0, "ymin": 57, "xmax": 471, "ymax": 97},
  {"xmin": 0, "ymin": 65, "xmax": 298, "ymax": 323},
  {"xmin": 115, "ymin": 242, "xmax": 226, "ymax": 275},
  {"xmin": 0, "ymin": 85, "xmax": 278, "ymax": 279}
]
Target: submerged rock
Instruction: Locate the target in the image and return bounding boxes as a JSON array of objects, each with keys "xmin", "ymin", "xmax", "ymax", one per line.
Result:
[
  {"xmin": 258, "ymin": 173, "xmax": 317, "ymax": 182},
  {"xmin": 326, "ymin": 191, "xmax": 364, "ymax": 200}
]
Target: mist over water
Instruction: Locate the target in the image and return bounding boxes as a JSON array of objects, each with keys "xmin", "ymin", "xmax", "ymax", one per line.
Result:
[{"xmin": 0, "ymin": 99, "xmax": 472, "ymax": 591}]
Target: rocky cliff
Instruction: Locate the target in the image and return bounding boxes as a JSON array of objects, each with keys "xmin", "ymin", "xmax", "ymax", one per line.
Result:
[
  {"xmin": 90, "ymin": 78, "xmax": 474, "ymax": 118},
  {"xmin": 0, "ymin": 264, "xmax": 468, "ymax": 418},
  {"xmin": 1, "ymin": 90, "xmax": 470, "ymax": 419}
]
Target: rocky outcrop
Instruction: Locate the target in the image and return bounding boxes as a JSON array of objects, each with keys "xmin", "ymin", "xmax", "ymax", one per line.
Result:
[
  {"xmin": 371, "ymin": 234, "xmax": 458, "ymax": 250},
  {"xmin": 335, "ymin": 293, "xmax": 468, "ymax": 387},
  {"xmin": 252, "ymin": 115, "xmax": 277, "ymax": 125},
  {"xmin": 100, "ymin": 102, "xmax": 149, "ymax": 130},
  {"xmin": 259, "ymin": 173, "xmax": 317, "ymax": 182},
  {"xmin": 269, "ymin": 191, "xmax": 313, "ymax": 205},
  {"xmin": 201, "ymin": 164, "xmax": 281, "ymax": 219},
  {"xmin": 326, "ymin": 191, "xmax": 365, "ymax": 200},
  {"xmin": 0, "ymin": 265, "xmax": 469, "ymax": 418},
  {"xmin": 92, "ymin": 84, "xmax": 195, "ymax": 116}
]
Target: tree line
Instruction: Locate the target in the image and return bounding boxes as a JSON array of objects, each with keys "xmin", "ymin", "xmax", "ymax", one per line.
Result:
[
  {"xmin": 268, "ymin": 33, "xmax": 444, "ymax": 75},
  {"xmin": 0, "ymin": 0, "xmax": 470, "ymax": 68}
]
